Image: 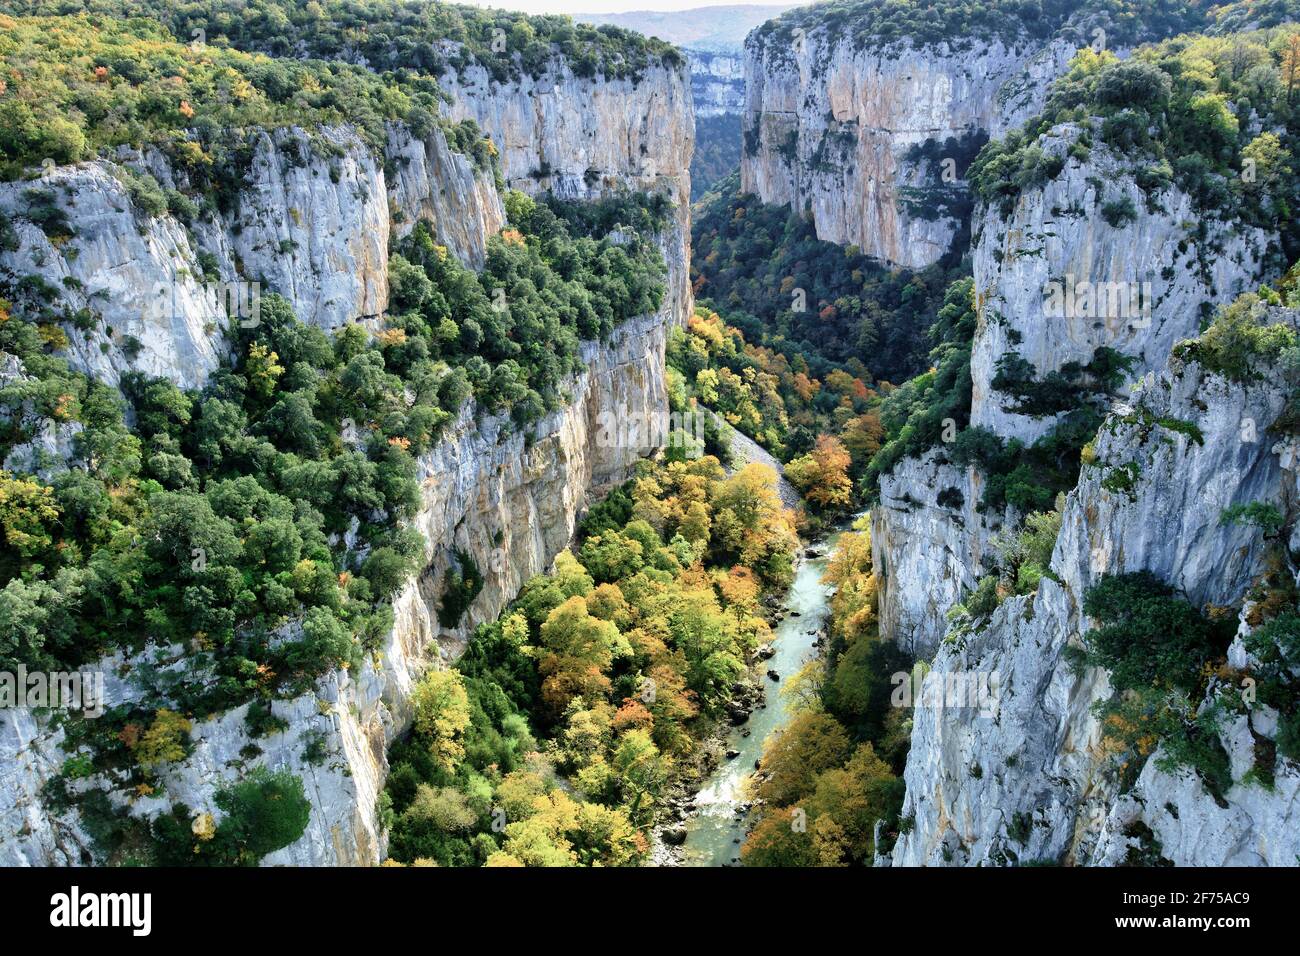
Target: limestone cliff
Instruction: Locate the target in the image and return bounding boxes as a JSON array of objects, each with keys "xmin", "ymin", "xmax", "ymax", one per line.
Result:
[
  {"xmin": 874, "ymin": 135, "xmax": 1276, "ymax": 658},
  {"xmin": 688, "ymin": 50, "xmax": 746, "ymax": 118},
  {"xmin": 438, "ymin": 58, "xmax": 695, "ymax": 326},
  {"xmin": 0, "ymin": 122, "xmax": 504, "ymax": 388},
  {"xmin": 0, "ymin": 308, "xmax": 672, "ymax": 866},
  {"xmin": 0, "ymin": 52, "xmax": 693, "ymax": 867},
  {"xmin": 740, "ymin": 26, "xmax": 1076, "ymax": 268},
  {"xmin": 889, "ymin": 330, "xmax": 1300, "ymax": 866}
]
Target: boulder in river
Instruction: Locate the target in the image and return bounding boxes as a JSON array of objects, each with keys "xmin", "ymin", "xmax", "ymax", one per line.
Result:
[
  {"xmin": 756, "ymin": 644, "xmax": 775, "ymax": 660},
  {"xmin": 766, "ymin": 669, "xmax": 780, "ymax": 681},
  {"xmin": 725, "ymin": 749, "xmax": 741, "ymax": 760},
  {"xmin": 662, "ymin": 827, "xmax": 688, "ymax": 846}
]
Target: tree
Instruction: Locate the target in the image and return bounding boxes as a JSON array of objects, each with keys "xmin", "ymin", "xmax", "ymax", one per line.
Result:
[
  {"xmin": 536, "ymin": 596, "xmax": 627, "ymax": 717},
  {"xmin": 784, "ymin": 435, "xmax": 853, "ymax": 512},
  {"xmin": 135, "ymin": 708, "xmax": 192, "ymax": 771},
  {"xmin": 0, "ymin": 470, "xmax": 59, "ymax": 561},
  {"xmin": 411, "ymin": 668, "xmax": 472, "ymax": 773},
  {"xmin": 1083, "ymin": 572, "xmax": 1234, "ymax": 693},
  {"xmin": 208, "ymin": 768, "xmax": 312, "ymax": 865},
  {"xmin": 754, "ymin": 711, "xmax": 852, "ymax": 807}
]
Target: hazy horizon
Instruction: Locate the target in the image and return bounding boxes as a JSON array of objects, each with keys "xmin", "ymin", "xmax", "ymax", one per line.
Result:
[{"xmin": 460, "ymin": 0, "xmax": 799, "ymax": 17}]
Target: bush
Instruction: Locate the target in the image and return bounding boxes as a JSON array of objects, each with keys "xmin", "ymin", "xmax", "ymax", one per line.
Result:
[
  {"xmin": 207, "ymin": 768, "xmax": 312, "ymax": 865},
  {"xmin": 437, "ymin": 549, "xmax": 484, "ymax": 629},
  {"xmin": 1082, "ymin": 572, "xmax": 1234, "ymax": 693},
  {"xmin": 1100, "ymin": 196, "xmax": 1139, "ymax": 227}
]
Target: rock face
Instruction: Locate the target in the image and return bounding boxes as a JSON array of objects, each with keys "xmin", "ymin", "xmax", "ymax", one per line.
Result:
[
  {"xmin": 438, "ymin": 58, "xmax": 695, "ymax": 326},
  {"xmin": 872, "ymin": 451, "xmax": 996, "ymax": 657},
  {"xmin": 0, "ymin": 163, "xmax": 228, "ymax": 389},
  {"xmin": 874, "ymin": 138, "xmax": 1275, "ymax": 658},
  {"xmin": 740, "ymin": 29, "xmax": 1075, "ymax": 268},
  {"xmin": 969, "ymin": 130, "xmax": 1274, "ymax": 442},
  {"xmin": 0, "ymin": 122, "xmax": 504, "ymax": 388},
  {"xmin": 385, "ymin": 123, "xmax": 506, "ymax": 268},
  {"xmin": 688, "ymin": 50, "xmax": 745, "ymax": 117},
  {"xmin": 888, "ymin": 345, "xmax": 1300, "ymax": 866}
]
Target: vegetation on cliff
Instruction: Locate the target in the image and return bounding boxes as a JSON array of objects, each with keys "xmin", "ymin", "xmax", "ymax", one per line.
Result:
[
  {"xmin": 0, "ymin": 13, "xmax": 498, "ymax": 185},
  {"xmin": 0, "ymin": 0, "xmax": 684, "ymax": 83},
  {"xmin": 972, "ymin": 28, "xmax": 1300, "ymax": 265}
]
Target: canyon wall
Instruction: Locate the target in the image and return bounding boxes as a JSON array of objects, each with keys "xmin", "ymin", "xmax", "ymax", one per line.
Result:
[
  {"xmin": 688, "ymin": 50, "xmax": 745, "ymax": 117},
  {"xmin": 874, "ymin": 132, "xmax": 1275, "ymax": 659},
  {"xmin": 0, "ymin": 123, "xmax": 504, "ymax": 389},
  {"xmin": 740, "ymin": 26, "xmax": 1076, "ymax": 268},
  {"xmin": 889, "ymin": 331, "xmax": 1300, "ymax": 865},
  {"xmin": 439, "ymin": 59, "xmax": 694, "ymax": 326},
  {"xmin": 0, "ymin": 52, "xmax": 694, "ymax": 866}
]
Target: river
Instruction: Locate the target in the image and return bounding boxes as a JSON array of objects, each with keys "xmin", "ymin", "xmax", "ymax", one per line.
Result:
[{"xmin": 676, "ymin": 523, "xmax": 852, "ymax": 866}]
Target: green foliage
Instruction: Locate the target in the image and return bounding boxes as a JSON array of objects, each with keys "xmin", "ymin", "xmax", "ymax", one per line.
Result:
[
  {"xmin": 971, "ymin": 27, "xmax": 1300, "ymax": 262},
  {"xmin": 388, "ymin": 193, "xmax": 665, "ymax": 428},
  {"xmin": 690, "ymin": 114, "xmax": 741, "ymax": 201},
  {"xmin": 751, "ymin": 0, "xmax": 1212, "ymax": 58},
  {"xmin": 206, "ymin": 768, "xmax": 312, "ymax": 865},
  {"xmin": 952, "ymin": 407, "xmax": 1106, "ymax": 513},
  {"xmin": 865, "ymin": 278, "xmax": 978, "ymax": 492},
  {"xmin": 1083, "ymin": 572, "xmax": 1235, "ymax": 693},
  {"xmin": 1174, "ymin": 292, "xmax": 1300, "ymax": 382},
  {"xmin": 438, "ymin": 549, "xmax": 484, "ymax": 629},
  {"xmin": 8, "ymin": 0, "xmax": 683, "ymax": 84},
  {"xmin": 692, "ymin": 173, "xmax": 970, "ymax": 388},
  {"xmin": 0, "ymin": 13, "xmax": 479, "ymax": 182},
  {"xmin": 1221, "ymin": 501, "xmax": 1287, "ymax": 536},
  {"xmin": 1101, "ymin": 195, "xmax": 1140, "ymax": 227},
  {"xmin": 990, "ymin": 347, "xmax": 1134, "ymax": 418}
]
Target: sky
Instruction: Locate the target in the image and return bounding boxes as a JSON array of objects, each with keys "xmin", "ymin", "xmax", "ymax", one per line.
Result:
[{"xmin": 460, "ymin": 0, "xmax": 791, "ymax": 16}]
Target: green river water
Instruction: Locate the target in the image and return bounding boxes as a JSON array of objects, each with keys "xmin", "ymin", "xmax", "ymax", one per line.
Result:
[{"xmin": 678, "ymin": 524, "xmax": 851, "ymax": 866}]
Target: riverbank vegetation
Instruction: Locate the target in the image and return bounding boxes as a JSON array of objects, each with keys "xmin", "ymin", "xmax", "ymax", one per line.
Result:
[
  {"xmin": 380, "ymin": 455, "xmax": 799, "ymax": 866},
  {"xmin": 741, "ymin": 518, "xmax": 912, "ymax": 866}
]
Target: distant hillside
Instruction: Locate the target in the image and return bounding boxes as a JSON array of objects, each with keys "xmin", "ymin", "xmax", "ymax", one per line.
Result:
[{"xmin": 579, "ymin": 3, "xmax": 800, "ymax": 53}]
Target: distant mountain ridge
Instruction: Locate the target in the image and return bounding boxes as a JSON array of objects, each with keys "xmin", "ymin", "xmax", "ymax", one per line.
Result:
[{"xmin": 579, "ymin": 3, "xmax": 800, "ymax": 53}]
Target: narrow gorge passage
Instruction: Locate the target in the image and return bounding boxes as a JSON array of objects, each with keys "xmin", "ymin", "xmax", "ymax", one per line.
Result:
[{"xmin": 677, "ymin": 522, "xmax": 856, "ymax": 866}]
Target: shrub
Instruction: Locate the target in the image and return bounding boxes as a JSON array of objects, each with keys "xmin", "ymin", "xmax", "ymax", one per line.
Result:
[
  {"xmin": 1082, "ymin": 572, "xmax": 1234, "ymax": 693},
  {"xmin": 207, "ymin": 768, "xmax": 312, "ymax": 865},
  {"xmin": 437, "ymin": 548, "xmax": 484, "ymax": 629}
]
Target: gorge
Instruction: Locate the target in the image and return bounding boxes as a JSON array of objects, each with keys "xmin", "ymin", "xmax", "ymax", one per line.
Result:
[{"xmin": 1, "ymin": 0, "xmax": 1299, "ymax": 873}]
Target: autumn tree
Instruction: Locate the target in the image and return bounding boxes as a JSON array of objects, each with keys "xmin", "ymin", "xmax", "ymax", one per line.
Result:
[
  {"xmin": 784, "ymin": 435, "xmax": 853, "ymax": 514},
  {"xmin": 411, "ymin": 668, "xmax": 472, "ymax": 773}
]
